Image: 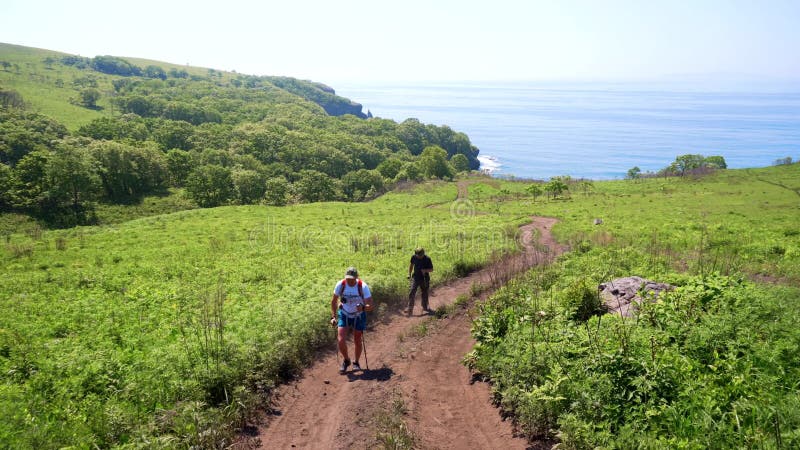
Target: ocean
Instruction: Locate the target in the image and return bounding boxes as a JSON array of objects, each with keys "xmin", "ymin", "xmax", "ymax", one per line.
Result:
[{"xmin": 335, "ymin": 82, "xmax": 800, "ymax": 180}]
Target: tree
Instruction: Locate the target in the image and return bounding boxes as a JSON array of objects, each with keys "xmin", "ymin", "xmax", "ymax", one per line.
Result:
[
  {"xmin": 418, "ymin": 145, "xmax": 455, "ymax": 180},
  {"xmin": 263, "ymin": 176, "xmax": 290, "ymax": 206},
  {"xmin": 166, "ymin": 149, "xmax": 194, "ymax": 186},
  {"xmin": 168, "ymin": 68, "xmax": 189, "ymax": 79},
  {"xmin": 77, "ymin": 116, "xmax": 148, "ymax": 141},
  {"xmin": 186, "ymin": 165, "xmax": 235, "ymax": 207},
  {"xmin": 525, "ymin": 183, "xmax": 543, "ymax": 201},
  {"xmin": 230, "ymin": 123, "xmax": 288, "ymax": 163},
  {"xmin": 45, "ymin": 143, "xmax": 102, "ymax": 222},
  {"xmin": 577, "ymin": 180, "xmax": 594, "ymax": 195},
  {"xmin": 0, "ymin": 88, "xmax": 25, "ymax": 109},
  {"xmin": 450, "ymin": 153, "xmax": 470, "ymax": 173},
  {"xmin": 394, "ymin": 161, "xmax": 424, "ymax": 182},
  {"xmin": 11, "ymin": 144, "xmax": 102, "ymax": 225},
  {"xmin": 0, "ymin": 110, "xmax": 67, "ymax": 165},
  {"xmin": 627, "ymin": 166, "xmax": 641, "ymax": 180},
  {"xmin": 0, "ymin": 163, "xmax": 12, "ymax": 209},
  {"xmin": 191, "ymin": 123, "xmax": 234, "ymax": 150},
  {"xmin": 293, "ymin": 170, "xmax": 339, "ymax": 203},
  {"xmin": 544, "ymin": 179, "xmax": 569, "ymax": 199},
  {"xmin": 376, "ymin": 158, "xmax": 403, "ymax": 180},
  {"xmin": 9, "ymin": 150, "xmax": 50, "ymax": 209},
  {"xmin": 114, "ymin": 95, "xmax": 162, "ymax": 117},
  {"xmin": 89, "ymin": 141, "xmax": 168, "ymax": 200},
  {"xmin": 396, "ymin": 119, "xmax": 428, "ymax": 155},
  {"xmin": 341, "ymin": 169, "xmax": 385, "ymax": 201},
  {"xmin": 164, "ymin": 102, "xmax": 221, "ymax": 125},
  {"xmin": 774, "ymin": 157, "xmax": 793, "ymax": 166},
  {"xmin": 91, "ymin": 55, "xmax": 142, "ymax": 76},
  {"xmin": 704, "ymin": 155, "xmax": 727, "ymax": 169},
  {"xmin": 153, "ymin": 120, "xmax": 194, "ymax": 150},
  {"xmin": 670, "ymin": 154, "xmax": 706, "ymax": 176},
  {"xmin": 197, "ymin": 148, "xmax": 235, "ymax": 167},
  {"xmin": 143, "ymin": 65, "xmax": 167, "ymax": 80},
  {"xmin": 232, "ymin": 169, "xmax": 267, "ymax": 204},
  {"xmin": 351, "ymin": 144, "xmax": 385, "ymax": 170},
  {"xmin": 78, "ymin": 88, "xmax": 101, "ymax": 108}
]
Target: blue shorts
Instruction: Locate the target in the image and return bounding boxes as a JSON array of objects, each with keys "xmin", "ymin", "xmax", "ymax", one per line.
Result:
[{"xmin": 337, "ymin": 309, "xmax": 367, "ymax": 331}]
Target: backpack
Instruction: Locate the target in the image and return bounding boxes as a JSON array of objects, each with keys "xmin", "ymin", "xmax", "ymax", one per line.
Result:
[{"xmin": 338, "ymin": 279, "xmax": 364, "ymax": 303}]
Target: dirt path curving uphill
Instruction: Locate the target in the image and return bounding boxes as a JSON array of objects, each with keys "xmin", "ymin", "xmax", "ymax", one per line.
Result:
[{"xmin": 248, "ymin": 217, "xmax": 567, "ymax": 449}]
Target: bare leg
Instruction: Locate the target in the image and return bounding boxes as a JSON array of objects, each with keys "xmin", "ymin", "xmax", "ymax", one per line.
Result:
[
  {"xmin": 354, "ymin": 330, "xmax": 363, "ymax": 362},
  {"xmin": 337, "ymin": 327, "xmax": 349, "ymax": 360}
]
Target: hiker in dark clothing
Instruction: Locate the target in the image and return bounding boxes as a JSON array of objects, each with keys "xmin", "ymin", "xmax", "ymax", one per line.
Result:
[{"xmin": 406, "ymin": 248, "xmax": 433, "ymax": 315}]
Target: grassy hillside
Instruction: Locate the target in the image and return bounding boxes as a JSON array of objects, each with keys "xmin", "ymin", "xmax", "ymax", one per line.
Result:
[
  {"xmin": 466, "ymin": 164, "xmax": 800, "ymax": 448},
  {"xmin": 475, "ymin": 165, "xmax": 800, "ymax": 282},
  {"xmin": 1, "ymin": 43, "xmax": 481, "ymax": 229},
  {"xmin": 0, "ymin": 43, "xmax": 361, "ymax": 129},
  {"xmin": 0, "ymin": 43, "xmax": 106, "ymax": 128},
  {"xmin": 0, "ymin": 181, "xmax": 524, "ymax": 448},
  {"xmin": 1, "ymin": 164, "xmax": 798, "ymax": 447}
]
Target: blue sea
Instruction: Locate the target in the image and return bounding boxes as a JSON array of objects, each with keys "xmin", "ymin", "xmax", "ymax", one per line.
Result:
[{"xmin": 335, "ymin": 82, "xmax": 800, "ymax": 180}]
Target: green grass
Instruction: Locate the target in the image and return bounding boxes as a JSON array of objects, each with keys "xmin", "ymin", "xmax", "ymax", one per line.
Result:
[
  {"xmin": 1, "ymin": 160, "xmax": 798, "ymax": 448},
  {"xmin": 0, "ymin": 43, "xmax": 248, "ymax": 130},
  {"xmin": 0, "ymin": 43, "xmax": 109, "ymax": 129},
  {"xmin": 491, "ymin": 165, "xmax": 800, "ymax": 282},
  {"xmin": 0, "ymin": 181, "xmax": 522, "ymax": 448},
  {"xmin": 466, "ymin": 164, "xmax": 800, "ymax": 448},
  {"xmin": 375, "ymin": 389, "xmax": 416, "ymax": 449},
  {"xmin": 92, "ymin": 188, "xmax": 197, "ymax": 225}
]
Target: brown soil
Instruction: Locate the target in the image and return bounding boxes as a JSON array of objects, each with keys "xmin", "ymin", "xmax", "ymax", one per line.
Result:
[{"xmin": 245, "ymin": 217, "xmax": 566, "ymax": 449}]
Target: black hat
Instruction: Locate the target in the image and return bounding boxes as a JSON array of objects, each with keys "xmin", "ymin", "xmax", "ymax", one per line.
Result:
[{"xmin": 345, "ymin": 267, "xmax": 358, "ymax": 279}]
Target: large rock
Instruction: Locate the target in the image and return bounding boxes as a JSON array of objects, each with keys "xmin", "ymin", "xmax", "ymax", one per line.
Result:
[{"xmin": 598, "ymin": 276, "xmax": 673, "ymax": 317}]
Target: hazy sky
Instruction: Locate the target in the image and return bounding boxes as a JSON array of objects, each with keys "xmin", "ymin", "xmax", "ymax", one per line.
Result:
[{"xmin": 2, "ymin": 0, "xmax": 799, "ymax": 83}]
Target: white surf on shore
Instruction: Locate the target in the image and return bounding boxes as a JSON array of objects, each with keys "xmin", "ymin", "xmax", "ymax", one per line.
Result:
[{"xmin": 477, "ymin": 155, "xmax": 501, "ymax": 174}]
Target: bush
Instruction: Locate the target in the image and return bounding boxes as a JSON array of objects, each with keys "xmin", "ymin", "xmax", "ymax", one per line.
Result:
[
  {"xmin": 468, "ymin": 255, "xmax": 800, "ymax": 448},
  {"xmin": 560, "ymin": 278, "xmax": 604, "ymax": 322},
  {"xmin": 185, "ymin": 165, "xmax": 235, "ymax": 207}
]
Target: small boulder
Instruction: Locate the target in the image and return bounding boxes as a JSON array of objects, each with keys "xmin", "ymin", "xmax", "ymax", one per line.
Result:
[
  {"xmin": 598, "ymin": 276, "xmax": 673, "ymax": 317},
  {"xmin": 593, "ymin": 218, "xmax": 603, "ymax": 225}
]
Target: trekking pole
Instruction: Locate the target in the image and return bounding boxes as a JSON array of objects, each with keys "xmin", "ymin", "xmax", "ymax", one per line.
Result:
[
  {"xmin": 360, "ymin": 304, "xmax": 369, "ymax": 370},
  {"xmin": 333, "ymin": 315, "xmax": 340, "ymax": 370},
  {"xmin": 362, "ymin": 326, "xmax": 369, "ymax": 370}
]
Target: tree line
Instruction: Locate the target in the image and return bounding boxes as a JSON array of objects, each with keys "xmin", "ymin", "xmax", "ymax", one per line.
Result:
[
  {"xmin": 57, "ymin": 54, "xmax": 367, "ymax": 118},
  {"xmin": 1, "ymin": 69, "xmax": 478, "ymax": 226},
  {"xmin": 627, "ymin": 154, "xmax": 728, "ymax": 180}
]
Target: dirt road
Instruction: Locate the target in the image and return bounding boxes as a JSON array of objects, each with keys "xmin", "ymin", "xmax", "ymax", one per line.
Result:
[{"xmin": 250, "ymin": 217, "xmax": 566, "ymax": 449}]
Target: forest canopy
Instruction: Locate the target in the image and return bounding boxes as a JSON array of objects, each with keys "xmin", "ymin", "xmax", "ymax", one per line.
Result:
[{"xmin": 0, "ymin": 47, "xmax": 481, "ymax": 227}]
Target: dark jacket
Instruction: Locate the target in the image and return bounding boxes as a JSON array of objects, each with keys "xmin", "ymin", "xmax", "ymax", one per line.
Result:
[{"xmin": 410, "ymin": 254, "xmax": 433, "ymax": 279}]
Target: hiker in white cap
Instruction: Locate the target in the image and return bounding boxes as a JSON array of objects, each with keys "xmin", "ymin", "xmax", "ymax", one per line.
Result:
[{"xmin": 331, "ymin": 267, "xmax": 374, "ymax": 374}]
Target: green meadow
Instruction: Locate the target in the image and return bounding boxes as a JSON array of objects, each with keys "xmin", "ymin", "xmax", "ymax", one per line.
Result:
[
  {"xmin": 3, "ymin": 164, "xmax": 799, "ymax": 448},
  {"xmin": 0, "ymin": 182, "xmax": 522, "ymax": 448},
  {"xmin": 0, "ymin": 43, "xmax": 107, "ymax": 129},
  {"xmin": 0, "ymin": 43, "xmax": 240, "ymax": 131},
  {"xmin": 466, "ymin": 165, "xmax": 800, "ymax": 448}
]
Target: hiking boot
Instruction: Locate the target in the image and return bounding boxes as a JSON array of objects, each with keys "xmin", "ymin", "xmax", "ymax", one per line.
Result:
[
  {"xmin": 352, "ymin": 361, "xmax": 361, "ymax": 371},
  {"xmin": 339, "ymin": 359, "xmax": 350, "ymax": 374}
]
